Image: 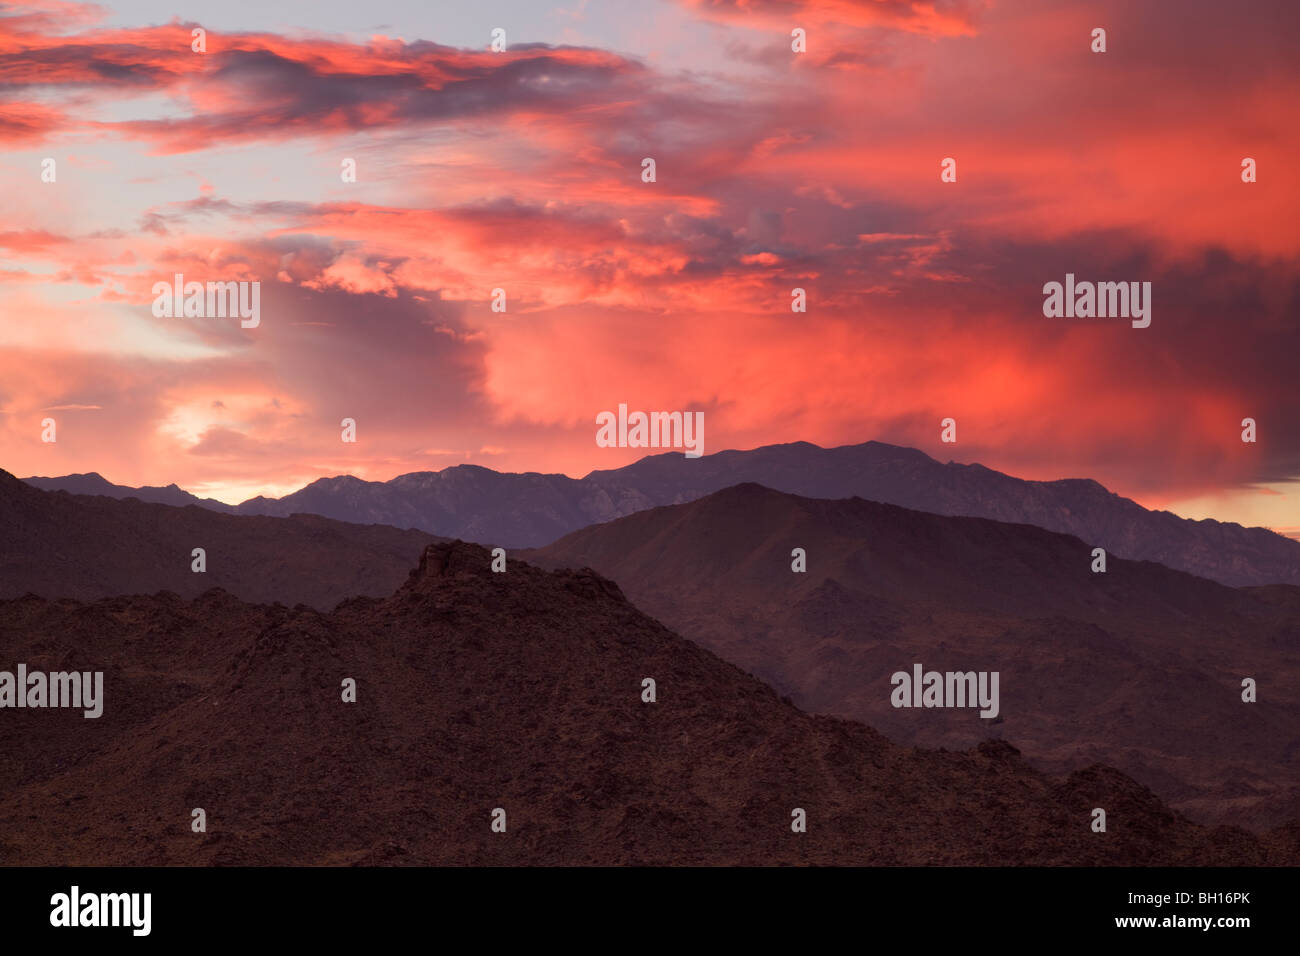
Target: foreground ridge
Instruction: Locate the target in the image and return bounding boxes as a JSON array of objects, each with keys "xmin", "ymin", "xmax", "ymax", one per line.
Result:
[{"xmin": 0, "ymin": 542, "xmax": 1294, "ymax": 866}]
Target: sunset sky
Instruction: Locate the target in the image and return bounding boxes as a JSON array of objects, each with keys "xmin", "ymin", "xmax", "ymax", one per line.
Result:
[{"xmin": 1, "ymin": 0, "xmax": 1297, "ymax": 535}]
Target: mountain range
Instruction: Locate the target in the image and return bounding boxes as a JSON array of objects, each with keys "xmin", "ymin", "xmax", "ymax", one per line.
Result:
[
  {"xmin": 26, "ymin": 440, "xmax": 1300, "ymax": 587},
  {"xmin": 2, "ymin": 539, "xmax": 1291, "ymax": 865},
  {"xmin": 527, "ymin": 483, "xmax": 1300, "ymax": 830},
  {"xmin": 7, "ymin": 454, "xmax": 1298, "ymax": 857},
  {"xmin": 0, "ymin": 468, "xmax": 441, "ymax": 609}
]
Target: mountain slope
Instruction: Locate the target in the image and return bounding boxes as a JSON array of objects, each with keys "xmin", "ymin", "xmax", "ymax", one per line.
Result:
[
  {"xmin": 0, "ymin": 469, "xmax": 441, "ymax": 610},
  {"xmin": 527, "ymin": 484, "xmax": 1300, "ymax": 830},
  {"xmin": 0, "ymin": 540, "xmax": 1290, "ymax": 866},
  {"xmin": 28, "ymin": 440, "xmax": 1300, "ymax": 586}
]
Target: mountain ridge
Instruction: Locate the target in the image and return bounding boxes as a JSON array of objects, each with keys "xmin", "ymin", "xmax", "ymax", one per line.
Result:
[
  {"xmin": 526, "ymin": 483, "xmax": 1300, "ymax": 830},
  {"xmin": 24, "ymin": 439, "xmax": 1300, "ymax": 586},
  {"xmin": 0, "ymin": 467, "xmax": 442, "ymax": 610},
  {"xmin": 1, "ymin": 538, "xmax": 1292, "ymax": 865}
]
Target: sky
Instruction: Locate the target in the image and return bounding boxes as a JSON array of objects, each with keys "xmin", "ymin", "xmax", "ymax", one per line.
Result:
[{"xmin": 0, "ymin": 0, "xmax": 1297, "ymax": 536}]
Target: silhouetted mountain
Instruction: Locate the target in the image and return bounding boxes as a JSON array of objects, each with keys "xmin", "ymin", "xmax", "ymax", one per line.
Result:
[
  {"xmin": 24, "ymin": 471, "xmax": 236, "ymax": 511},
  {"xmin": 237, "ymin": 466, "xmax": 621, "ymax": 546},
  {"xmin": 0, "ymin": 540, "xmax": 1289, "ymax": 865},
  {"xmin": 528, "ymin": 484, "xmax": 1300, "ymax": 830},
  {"xmin": 27, "ymin": 441, "xmax": 1300, "ymax": 586},
  {"xmin": 0, "ymin": 468, "xmax": 440, "ymax": 610}
]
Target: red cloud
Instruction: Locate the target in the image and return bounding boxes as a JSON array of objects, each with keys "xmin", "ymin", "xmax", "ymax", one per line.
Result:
[{"xmin": 680, "ymin": 0, "xmax": 986, "ymax": 36}]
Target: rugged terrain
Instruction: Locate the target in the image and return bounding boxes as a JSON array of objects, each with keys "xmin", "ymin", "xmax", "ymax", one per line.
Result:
[
  {"xmin": 0, "ymin": 541, "xmax": 1291, "ymax": 866},
  {"xmin": 529, "ymin": 484, "xmax": 1300, "ymax": 830}
]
